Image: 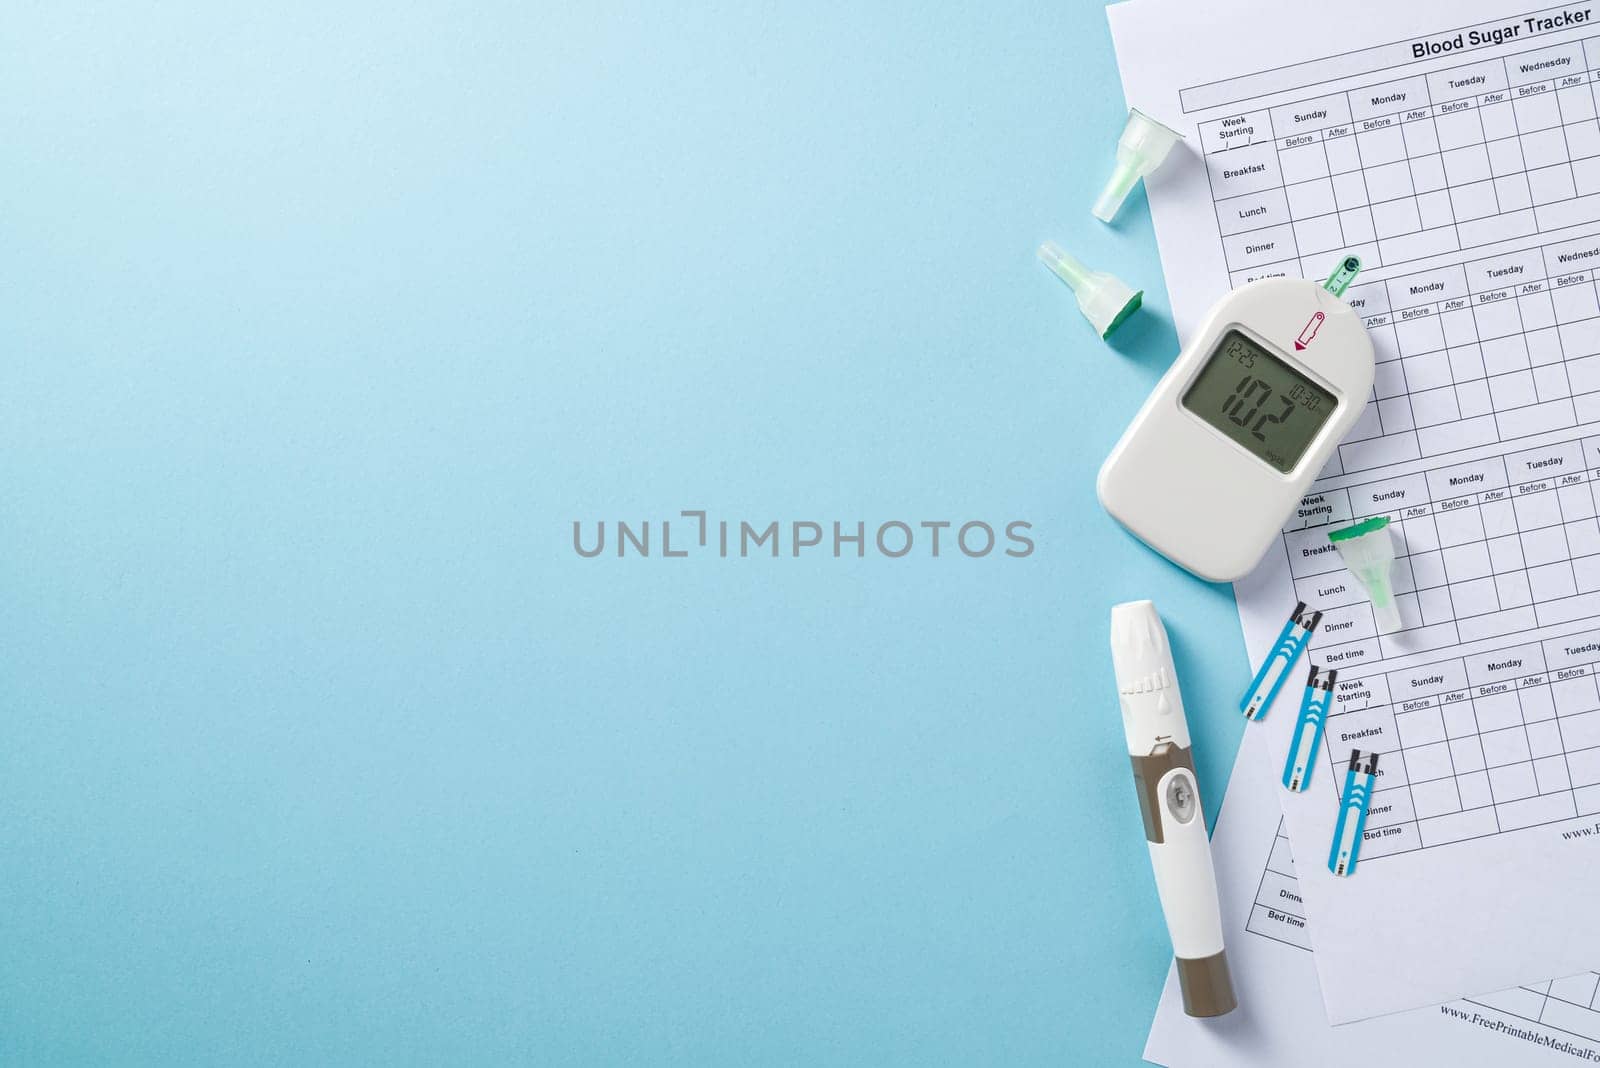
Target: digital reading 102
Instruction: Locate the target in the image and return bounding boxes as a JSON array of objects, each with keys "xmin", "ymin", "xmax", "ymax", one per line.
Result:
[{"xmin": 1181, "ymin": 329, "xmax": 1337, "ymax": 473}]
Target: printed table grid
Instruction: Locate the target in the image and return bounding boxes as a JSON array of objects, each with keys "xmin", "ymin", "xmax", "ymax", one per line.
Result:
[
  {"xmin": 1246, "ymin": 821, "xmax": 1600, "ymax": 1041},
  {"xmin": 1297, "ymin": 625, "xmax": 1600, "ymax": 859},
  {"xmin": 1188, "ymin": 32, "xmax": 1600, "ymax": 479},
  {"xmin": 1270, "ymin": 434, "xmax": 1600, "ymax": 860},
  {"xmin": 1171, "ymin": 4, "xmax": 1600, "ymax": 1029},
  {"xmin": 1244, "ymin": 822, "xmax": 1311, "ymax": 950},
  {"xmin": 1287, "ymin": 433, "xmax": 1600, "ymax": 660},
  {"xmin": 1201, "ymin": 34, "xmax": 1600, "ymax": 290},
  {"xmin": 1315, "ymin": 232, "xmax": 1600, "ymax": 478}
]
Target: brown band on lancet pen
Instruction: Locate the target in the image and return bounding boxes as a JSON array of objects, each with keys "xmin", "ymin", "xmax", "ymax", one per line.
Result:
[
  {"xmin": 1129, "ymin": 743, "xmax": 1195, "ymax": 845},
  {"xmin": 1176, "ymin": 950, "xmax": 1237, "ymax": 1018}
]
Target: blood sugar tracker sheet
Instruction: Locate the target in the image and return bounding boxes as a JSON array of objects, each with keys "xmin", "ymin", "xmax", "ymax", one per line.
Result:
[
  {"xmin": 1143, "ymin": 726, "xmax": 1600, "ymax": 1067},
  {"xmin": 1109, "ymin": 0, "xmax": 1600, "ymax": 1025}
]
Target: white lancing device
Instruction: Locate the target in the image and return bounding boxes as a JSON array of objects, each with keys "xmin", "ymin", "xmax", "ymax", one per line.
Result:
[
  {"xmin": 1110, "ymin": 600, "xmax": 1236, "ymax": 1017},
  {"xmin": 1098, "ymin": 271, "xmax": 1375, "ymax": 583}
]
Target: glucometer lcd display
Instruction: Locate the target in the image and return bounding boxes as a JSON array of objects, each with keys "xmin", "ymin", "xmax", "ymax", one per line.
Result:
[{"xmin": 1180, "ymin": 329, "xmax": 1337, "ymax": 473}]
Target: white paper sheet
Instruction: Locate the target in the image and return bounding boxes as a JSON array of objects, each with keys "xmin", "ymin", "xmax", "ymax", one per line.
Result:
[
  {"xmin": 1110, "ymin": 0, "xmax": 1600, "ymax": 1022},
  {"xmin": 1143, "ymin": 726, "xmax": 1600, "ymax": 1068}
]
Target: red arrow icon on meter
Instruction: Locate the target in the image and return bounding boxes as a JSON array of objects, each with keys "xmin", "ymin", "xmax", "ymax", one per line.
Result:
[{"xmin": 1295, "ymin": 311, "xmax": 1325, "ymax": 351}]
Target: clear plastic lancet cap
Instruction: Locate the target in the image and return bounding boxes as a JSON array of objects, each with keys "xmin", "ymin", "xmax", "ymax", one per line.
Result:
[
  {"xmin": 1329, "ymin": 516, "xmax": 1402, "ymax": 634},
  {"xmin": 1093, "ymin": 108, "xmax": 1183, "ymax": 223},
  {"xmin": 1037, "ymin": 241, "xmax": 1142, "ymax": 339}
]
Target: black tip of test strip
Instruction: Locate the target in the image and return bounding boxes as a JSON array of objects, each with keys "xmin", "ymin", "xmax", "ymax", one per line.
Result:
[
  {"xmin": 1347, "ymin": 750, "xmax": 1380, "ymax": 776},
  {"xmin": 1289, "ymin": 601, "xmax": 1322, "ymax": 630}
]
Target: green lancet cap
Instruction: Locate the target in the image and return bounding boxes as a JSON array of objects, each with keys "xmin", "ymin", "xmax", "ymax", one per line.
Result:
[
  {"xmin": 1328, "ymin": 514, "xmax": 1389, "ymax": 543},
  {"xmin": 1037, "ymin": 241, "xmax": 1143, "ymax": 340},
  {"xmin": 1327, "ymin": 513, "xmax": 1401, "ymax": 633}
]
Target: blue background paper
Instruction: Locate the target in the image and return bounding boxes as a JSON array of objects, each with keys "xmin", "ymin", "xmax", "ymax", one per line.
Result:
[{"xmin": 3, "ymin": 3, "xmax": 1249, "ymax": 1064}]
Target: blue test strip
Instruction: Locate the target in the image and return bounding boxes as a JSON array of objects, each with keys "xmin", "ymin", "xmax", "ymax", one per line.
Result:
[
  {"xmin": 1329, "ymin": 750, "xmax": 1379, "ymax": 877},
  {"xmin": 1240, "ymin": 602, "xmax": 1322, "ymax": 721},
  {"xmin": 1283, "ymin": 665, "xmax": 1336, "ymax": 792}
]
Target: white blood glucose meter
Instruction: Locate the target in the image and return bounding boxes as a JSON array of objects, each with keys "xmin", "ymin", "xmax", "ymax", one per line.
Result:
[{"xmin": 1098, "ymin": 262, "xmax": 1374, "ymax": 582}]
